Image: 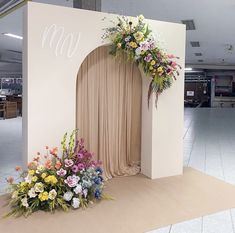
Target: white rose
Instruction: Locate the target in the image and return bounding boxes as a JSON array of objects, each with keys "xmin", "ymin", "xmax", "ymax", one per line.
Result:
[
  {"xmin": 24, "ymin": 174, "xmax": 32, "ymax": 184},
  {"xmin": 63, "ymin": 191, "xmax": 73, "ymax": 202},
  {"xmin": 72, "ymin": 198, "xmax": 80, "ymax": 209},
  {"xmin": 21, "ymin": 197, "xmax": 29, "ymax": 208},
  {"xmin": 74, "ymin": 184, "xmax": 82, "ymax": 194},
  {"xmin": 34, "ymin": 182, "xmax": 44, "ymax": 193},
  {"xmin": 36, "ymin": 165, "xmax": 44, "ymax": 173},
  {"xmin": 28, "ymin": 188, "xmax": 37, "ymax": 198},
  {"xmin": 48, "ymin": 189, "xmax": 57, "ymax": 200}
]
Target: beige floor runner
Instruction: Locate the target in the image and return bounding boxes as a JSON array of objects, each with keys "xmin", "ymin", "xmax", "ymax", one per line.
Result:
[{"xmin": 1, "ymin": 167, "xmax": 235, "ymax": 233}]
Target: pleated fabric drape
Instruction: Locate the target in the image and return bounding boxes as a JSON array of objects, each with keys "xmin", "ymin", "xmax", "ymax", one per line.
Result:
[{"xmin": 76, "ymin": 46, "xmax": 142, "ymax": 179}]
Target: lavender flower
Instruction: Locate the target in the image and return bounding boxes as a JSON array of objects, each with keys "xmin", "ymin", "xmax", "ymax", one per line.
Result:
[
  {"xmin": 140, "ymin": 41, "xmax": 149, "ymax": 51},
  {"xmin": 63, "ymin": 191, "xmax": 73, "ymax": 201},
  {"xmin": 72, "ymin": 165, "xmax": 79, "ymax": 173},
  {"xmin": 144, "ymin": 54, "xmax": 152, "ymax": 62}
]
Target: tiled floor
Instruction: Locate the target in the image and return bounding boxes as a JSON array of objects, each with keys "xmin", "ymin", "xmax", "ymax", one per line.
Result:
[
  {"xmin": 0, "ymin": 117, "xmax": 22, "ymax": 194},
  {"xmin": 150, "ymin": 108, "xmax": 235, "ymax": 233},
  {"xmin": 1, "ymin": 109, "xmax": 235, "ymax": 232}
]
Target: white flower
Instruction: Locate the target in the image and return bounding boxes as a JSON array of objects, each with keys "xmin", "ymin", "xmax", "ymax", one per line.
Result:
[
  {"xmin": 83, "ymin": 189, "xmax": 88, "ymax": 198},
  {"xmin": 135, "ymin": 47, "xmax": 142, "ymax": 56},
  {"xmin": 48, "ymin": 189, "xmax": 57, "ymax": 200},
  {"xmin": 24, "ymin": 174, "xmax": 32, "ymax": 184},
  {"xmin": 36, "ymin": 165, "xmax": 44, "ymax": 173},
  {"xmin": 28, "ymin": 188, "xmax": 37, "ymax": 198},
  {"xmin": 74, "ymin": 184, "xmax": 82, "ymax": 194},
  {"xmin": 72, "ymin": 198, "xmax": 80, "ymax": 209},
  {"xmin": 21, "ymin": 197, "xmax": 29, "ymax": 208},
  {"xmin": 34, "ymin": 182, "xmax": 44, "ymax": 193},
  {"xmin": 138, "ymin": 14, "xmax": 145, "ymax": 21},
  {"xmin": 63, "ymin": 191, "xmax": 73, "ymax": 202}
]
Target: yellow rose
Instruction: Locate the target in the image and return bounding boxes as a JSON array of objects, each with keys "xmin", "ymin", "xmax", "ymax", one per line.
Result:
[
  {"xmin": 39, "ymin": 191, "xmax": 49, "ymax": 201},
  {"xmin": 20, "ymin": 182, "xmax": 27, "ymax": 187},
  {"xmin": 41, "ymin": 173, "xmax": 47, "ymax": 179},
  {"xmin": 45, "ymin": 175, "xmax": 58, "ymax": 185},
  {"xmin": 150, "ymin": 60, "xmax": 156, "ymax": 66},
  {"xmin": 28, "ymin": 170, "xmax": 35, "ymax": 176},
  {"xmin": 32, "ymin": 176, "xmax": 38, "ymax": 182},
  {"xmin": 130, "ymin": 41, "xmax": 137, "ymax": 48},
  {"xmin": 134, "ymin": 31, "xmax": 144, "ymax": 41},
  {"xmin": 157, "ymin": 67, "xmax": 163, "ymax": 73}
]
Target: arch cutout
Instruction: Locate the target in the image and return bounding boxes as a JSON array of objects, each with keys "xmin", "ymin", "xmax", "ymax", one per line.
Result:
[{"xmin": 76, "ymin": 46, "xmax": 142, "ymax": 179}]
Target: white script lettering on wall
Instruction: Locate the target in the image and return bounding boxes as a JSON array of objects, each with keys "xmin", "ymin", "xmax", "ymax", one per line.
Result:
[{"xmin": 41, "ymin": 24, "xmax": 81, "ymax": 58}]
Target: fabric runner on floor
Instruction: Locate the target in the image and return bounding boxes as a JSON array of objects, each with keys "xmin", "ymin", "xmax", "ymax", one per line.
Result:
[{"xmin": 1, "ymin": 167, "xmax": 235, "ymax": 233}]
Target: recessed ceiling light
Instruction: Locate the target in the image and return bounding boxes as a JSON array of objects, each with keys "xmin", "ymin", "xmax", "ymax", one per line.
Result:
[
  {"xmin": 190, "ymin": 41, "xmax": 200, "ymax": 47},
  {"xmin": 185, "ymin": 67, "xmax": 193, "ymax": 71},
  {"xmin": 2, "ymin": 33, "xmax": 23, "ymax": 40}
]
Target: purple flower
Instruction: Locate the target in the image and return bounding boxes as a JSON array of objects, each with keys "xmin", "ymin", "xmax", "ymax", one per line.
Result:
[
  {"xmin": 148, "ymin": 41, "xmax": 156, "ymax": 50},
  {"xmin": 125, "ymin": 36, "xmax": 131, "ymax": 42},
  {"xmin": 77, "ymin": 163, "xmax": 85, "ymax": 170},
  {"xmin": 77, "ymin": 153, "xmax": 84, "ymax": 159},
  {"xmin": 144, "ymin": 54, "xmax": 152, "ymax": 62},
  {"xmin": 64, "ymin": 159, "xmax": 74, "ymax": 167},
  {"xmin": 56, "ymin": 168, "xmax": 67, "ymax": 177},
  {"xmin": 64, "ymin": 175, "xmax": 80, "ymax": 188},
  {"xmin": 140, "ymin": 41, "xmax": 149, "ymax": 51},
  {"xmin": 72, "ymin": 165, "xmax": 79, "ymax": 173}
]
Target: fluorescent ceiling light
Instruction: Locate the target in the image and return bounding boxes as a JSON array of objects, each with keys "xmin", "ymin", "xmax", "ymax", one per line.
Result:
[
  {"xmin": 3, "ymin": 33, "xmax": 23, "ymax": 40},
  {"xmin": 185, "ymin": 67, "xmax": 193, "ymax": 71}
]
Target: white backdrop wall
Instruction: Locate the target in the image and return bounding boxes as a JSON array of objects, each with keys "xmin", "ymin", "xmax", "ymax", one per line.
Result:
[{"xmin": 23, "ymin": 2, "xmax": 185, "ymax": 179}]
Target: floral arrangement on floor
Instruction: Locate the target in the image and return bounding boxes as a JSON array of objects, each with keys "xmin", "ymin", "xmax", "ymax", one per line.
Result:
[
  {"xmin": 5, "ymin": 131, "xmax": 107, "ymax": 217},
  {"xmin": 102, "ymin": 14, "xmax": 182, "ymax": 106}
]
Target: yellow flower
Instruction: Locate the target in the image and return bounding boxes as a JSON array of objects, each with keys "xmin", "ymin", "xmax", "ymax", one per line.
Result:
[
  {"xmin": 117, "ymin": 43, "xmax": 122, "ymax": 48},
  {"xmin": 134, "ymin": 31, "xmax": 144, "ymax": 41},
  {"xmin": 129, "ymin": 41, "xmax": 137, "ymax": 48},
  {"xmin": 41, "ymin": 173, "xmax": 47, "ymax": 179},
  {"xmin": 32, "ymin": 176, "xmax": 38, "ymax": 182},
  {"xmin": 28, "ymin": 170, "xmax": 35, "ymax": 176},
  {"xmin": 38, "ymin": 191, "xmax": 49, "ymax": 202},
  {"xmin": 20, "ymin": 182, "xmax": 27, "ymax": 188},
  {"xmin": 157, "ymin": 67, "xmax": 163, "ymax": 73},
  {"xmin": 44, "ymin": 175, "xmax": 58, "ymax": 185},
  {"xmin": 150, "ymin": 60, "xmax": 156, "ymax": 66},
  {"xmin": 149, "ymin": 66, "xmax": 153, "ymax": 70}
]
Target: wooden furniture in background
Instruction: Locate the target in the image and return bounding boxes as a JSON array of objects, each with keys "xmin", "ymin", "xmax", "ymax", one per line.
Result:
[
  {"xmin": 4, "ymin": 102, "xmax": 17, "ymax": 119},
  {"xmin": 0, "ymin": 103, "xmax": 6, "ymax": 119}
]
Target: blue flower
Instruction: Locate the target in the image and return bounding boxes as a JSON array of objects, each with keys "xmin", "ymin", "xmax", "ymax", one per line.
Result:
[
  {"xmin": 94, "ymin": 176, "xmax": 102, "ymax": 185},
  {"xmin": 95, "ymin": 167, "xmax": 103, "ymax": 175},
  {"xmin": 95, "ymin": 189, "xmax": 102, "ymax": 199}
]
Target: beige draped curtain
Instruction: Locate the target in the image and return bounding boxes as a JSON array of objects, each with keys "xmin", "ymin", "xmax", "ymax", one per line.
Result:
[{"xmin": 76, "ymin": 46, "xmax": 142, "ymax": 179}]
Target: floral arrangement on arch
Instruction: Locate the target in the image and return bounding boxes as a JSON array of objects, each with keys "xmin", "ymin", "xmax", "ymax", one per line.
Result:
[
  {"xmin": 103, "ymin": 15, "xmax": 182, "ymax": 105},
  {"xmin": 5, "ymin": 131, "xmax": 108, "ymax": 217}
]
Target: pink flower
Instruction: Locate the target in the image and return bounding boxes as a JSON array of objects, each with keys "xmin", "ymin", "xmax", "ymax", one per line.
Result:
[
  {"xmin": 72, "ymin": 165, "xmax": 79, "ymax": 173},
  {"xmin": 64, "ymin": 175, "xmax": 80, "ymax": 188},
  {"xmin": 77, "ymin": 153, "xmax": 84, "ymax": 159},
  {"xmin": 56, "ymin": 168, "xmax": 67, "ymax": 177},
  {"xmin": 64, "ymin": 159, "xmax": 74, "ymax": 167},
  {"xmin": 77, "ymin": 163, "xmax": 85, "ymax": 170},
  {"xmin": 168, "ymin": 54, "xmax": 175, "ymax": 59}
]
